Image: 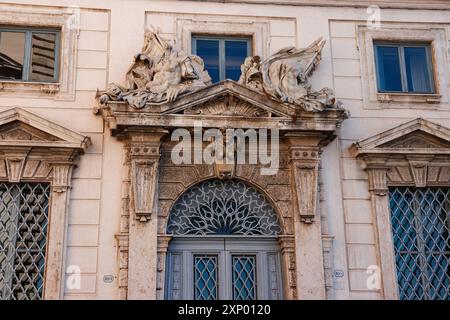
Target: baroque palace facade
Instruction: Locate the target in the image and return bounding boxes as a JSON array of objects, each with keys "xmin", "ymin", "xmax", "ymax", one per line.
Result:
[{"xmin": 0, "ymin": 0, "xmax": 449, "ymax": 300}]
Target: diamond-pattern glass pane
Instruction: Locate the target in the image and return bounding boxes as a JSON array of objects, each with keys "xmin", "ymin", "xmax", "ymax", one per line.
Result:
[
  {"xmin": 232, "ymin": 255, "xmax": 256, "ymax": 300},
  {"xmin": 0, "ymin": 183, "xmax": 50, "ymax": 300},
  {"xmin": 194, "ymin": 255, "xmax": 218, "ymax": 300},
  {"xmin": 389, "ymin": 187, "xmax": 450, "ymax": 300}
]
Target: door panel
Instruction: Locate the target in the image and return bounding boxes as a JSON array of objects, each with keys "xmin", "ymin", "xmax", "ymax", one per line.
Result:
[{"xmin": 165, "ymin": 237, "xmax": 283, "ymax": 300}]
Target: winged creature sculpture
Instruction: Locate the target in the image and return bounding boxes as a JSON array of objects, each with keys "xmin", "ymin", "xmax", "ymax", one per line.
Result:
[
  {"xmin": 98, "ymin": 27, "xmax": 211, "ymax": 108},
  {"xmin": 239, "ymin": 38, "xmax": 342, "ymax": 112}
]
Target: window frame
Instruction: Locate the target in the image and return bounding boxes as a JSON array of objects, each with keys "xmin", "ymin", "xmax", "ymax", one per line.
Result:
[
  {"xmin": 374, "ymin": 42, "xmax": 435, "ymax": 94},
  {"xmin": 0, "ymin": 26, "xmax": 61, "ymax": 83},
  {"xmin": 389, "ymin": 186, "xmax": 450, "ymax": 300},
  {"xmin": 165, "ymin": 236, "xmax": 283, "ymax": 300},
  {"xmin": 192, "ymin": 35, "xmax": 252, "ymax": 82}
]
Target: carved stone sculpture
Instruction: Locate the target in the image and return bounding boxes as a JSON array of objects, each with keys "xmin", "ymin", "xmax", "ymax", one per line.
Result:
[
  {"xmin": 239, "ymin": 38, "xmax": 342, "ymax": 112},
  {"xmin": 98, "ymin": 27, "xmax": 212, "ymax": 108}
]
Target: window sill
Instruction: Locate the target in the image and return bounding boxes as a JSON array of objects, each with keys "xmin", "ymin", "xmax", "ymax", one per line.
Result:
[
  {"xmin": 0, "ymin": 80, "xmax": 60, "ymax": 95},
  {"xmin": 377, "ymin": 93, "xmax": 441, "ymax": 104}
]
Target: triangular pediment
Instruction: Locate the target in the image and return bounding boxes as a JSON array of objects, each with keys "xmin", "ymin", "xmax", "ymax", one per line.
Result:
[
  {"xmin": 351, "ymin": 118, "xmax": 450, "ymax": 156},
  {"xmin": 0, "ymin": 108, "xmax": 90, "ymax": 149},
  {"xmin": 159, "ymin": 80, "xmax": 296, "ymax": 119}
]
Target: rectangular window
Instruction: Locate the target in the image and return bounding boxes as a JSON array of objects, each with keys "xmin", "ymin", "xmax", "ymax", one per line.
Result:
[
  {"xmin": 389, "ymin": 187, "xmax": 450, "ymax": 300},
  {"xmin": 374, "ymin": 43, "xmax": 435, "ymax": 94},
  {"xmin": 192, "ymin": 36, "xmax": 251, "ymax": 83},
  {"xmin": 0, "ymin": 27, "xmax": 60, "ymax": 82},
  {"xmin": 0, "ymin": 183, "xmax": 50, "ymax": 300}
]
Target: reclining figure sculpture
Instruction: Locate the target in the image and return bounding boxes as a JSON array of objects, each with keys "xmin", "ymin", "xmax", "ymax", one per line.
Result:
[
  {"xmin": 98, "ymin": 28, "xmax": 341, "ymax": 113},
  {"xmin": 98, "ymin": 27, "xmax": 212, "ymax": 108},
  {"xmin": 239, "ymin": 38, "xmax": 342, "ymax": 112}
]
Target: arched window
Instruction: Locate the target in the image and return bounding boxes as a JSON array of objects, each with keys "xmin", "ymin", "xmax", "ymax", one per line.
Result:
[{"xmin": 165, "ymin": 180, "xmax": 283, "ymax": 300}]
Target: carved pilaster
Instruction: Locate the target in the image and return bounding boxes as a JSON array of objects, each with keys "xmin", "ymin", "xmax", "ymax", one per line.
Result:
[
  {"xmin": 367, "ymin": 167, "xmax": 388, "ymax": 196},
  {"xmin": 51, "ymin": 163, "xmax": 74, "ymax": 193},
  {"xmin": 278, "ymin": 235, "xmax": 297, "ymax": 300},
  {"xmin": 365, "ymin": 166, "xmax": 398, "ymax": 299},
  {"xmin": 156, "ymin": 235, "xmax": 172, "ymax": 300},
  {"xmin": 44, "ymin": 162, "xmax": 76, "ymax": 299},
  {"xmin": 127, "ymin": 129, "xmax": 168, "ymax": 222},
  {"xmin": 125, "ymin": 129, "xmax": 167, "ymax": 299},
  {"xmin": 115, "ymin": 232, "xmax": 129, "ymax": 300}
]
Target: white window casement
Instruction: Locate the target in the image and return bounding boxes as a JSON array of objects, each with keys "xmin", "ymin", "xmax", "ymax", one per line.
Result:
[
  {"xmin": 358, "ymin": 25, "xmax": 449, "ymax": 108},
  {"xmin": 0, "ymin": 108, "xmax": 90, "ymax": 299},
  {"xmin": 0, "ymin": 5, "xmax": 79, "ymax": 99},
  {"xmin": 350, "ymin": 118, "xmax": 450, "ymax": 300}
]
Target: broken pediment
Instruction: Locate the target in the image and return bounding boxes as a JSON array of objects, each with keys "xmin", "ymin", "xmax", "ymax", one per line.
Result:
[
  {"xmin": 96, "ymin": 28, "xmax": 344, "ymax": 114},
  {"xmin": 350, "ymin": 118, "xmax": 450, "ymax": 156},
  {"xmin": 0, "ymin": 107, "xmax": 90, "ymax": 149},
  {"xmin": 160, "ymin": 81, "xmax": 295, "ymax": 118},
  {"xmin": 95, "ymin": 80, "xmax": 347, "ymax": 136}
]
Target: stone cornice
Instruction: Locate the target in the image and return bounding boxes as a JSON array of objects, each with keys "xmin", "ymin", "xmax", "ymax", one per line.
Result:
[{"xmin": 190, "ymin": 0, "xmax": 450, "ymax": 10}]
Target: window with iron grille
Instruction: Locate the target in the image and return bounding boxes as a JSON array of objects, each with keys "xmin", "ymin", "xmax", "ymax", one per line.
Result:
[
  {"xmin": 389, "ymin": 187, "xmax": 450, "ymax": 300},
  {"xmin": 0, "ymin": 183, "xmax": 50, "ymax": 300}
]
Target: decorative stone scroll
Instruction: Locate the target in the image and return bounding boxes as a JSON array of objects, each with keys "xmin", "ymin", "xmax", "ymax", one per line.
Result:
[
  {"xmin": 239, "ymin": 38, "xmax": 343, "ymax": 112},
  {"xmin": 98, "ymin": 27, "xmax": 211, "ymax": 109}
]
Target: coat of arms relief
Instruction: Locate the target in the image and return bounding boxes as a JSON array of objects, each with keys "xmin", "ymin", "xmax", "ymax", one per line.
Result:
[{"xmin": 98, "ymin": 27, "xmax": 343, "ymax": 112}]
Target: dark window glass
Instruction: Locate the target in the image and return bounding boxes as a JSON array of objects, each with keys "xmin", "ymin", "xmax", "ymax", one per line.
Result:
[
  {"xmin": 225, "ymin": 40, "xmax": 248, "ymax": 81},
  {"xmin": 0, "ymin": 32, "xmax": 26, "ymax": 80},
  {"xmin": 195, "ymin": 39, "xmax": 220, "ymax": 84},
  {"xmin": 404, "ymin": 47, "xmax": 432, "ymax": 93},
  {"xmin": 375, "ymin": 46, "xmax": 403, "ymax": 92},
  {"xmin": 374, "ymin": 43, "xmax": 434, "ymax": 94},
  {"xmin": 193, "ymin": 37, "xmax": 250, "ymax": 83},
  {"xmin": 0, "ymin": 28, "xmax": 59, "ymax": 82},
  {"xmin": 29, "ymin": 33, "xmax": 57, "ymax": 82},
  {"xmin": 389, "ymin": 187, "xmax": 450, "ymax": 300}
]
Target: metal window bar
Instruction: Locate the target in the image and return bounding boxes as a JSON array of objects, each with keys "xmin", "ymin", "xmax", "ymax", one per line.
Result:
[
  {"xmin": 232, "ymin": 255, "xmax": 257, "ymax": 300},
  {"xmin": 193, "ymin": 255, "xmax": 218, "ymax": 300},
  {"xmin": 389, "ymin": 187, "xmax": 450, "ymax": 300},
  {"xmin": 0, "ymin": 183, "xmax": 50, "ymax": 300}
]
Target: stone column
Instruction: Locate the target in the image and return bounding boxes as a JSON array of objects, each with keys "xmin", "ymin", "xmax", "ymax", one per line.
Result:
[
  {"xmin": 156, "ymin": 235, "xmax": 172, "ymax": 300},
  {"xmin": 44, "ymin": 162, "xmax": 74, "ymax": 299},
  {"xmin": 366, "ymin": 166, "xmax": 399, "ymax": 300},
  {"xmin": 286, "ymin": 133, "xmax": 326, "ymax": 300},
  {"xmin": 126, "ymin": 129, "xmax": 167, "ymax": 299}
]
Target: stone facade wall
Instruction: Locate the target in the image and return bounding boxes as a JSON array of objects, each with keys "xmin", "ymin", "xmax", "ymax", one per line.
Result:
[{"xmin": 0, "ymin": 0, "xmax": 449, "ymax": 299}]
